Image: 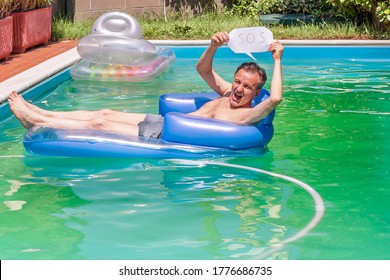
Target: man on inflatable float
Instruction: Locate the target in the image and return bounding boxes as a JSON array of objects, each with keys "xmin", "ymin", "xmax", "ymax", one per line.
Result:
[
  {"xmin": 8, "ymin": 32, "xmax": 284, "ymax": 144},
  {"xmin": 8, "ymin": 32, "xmax": 284, "ymax": 158}
]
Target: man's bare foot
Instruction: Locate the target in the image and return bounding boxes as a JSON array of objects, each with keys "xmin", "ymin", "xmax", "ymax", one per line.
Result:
[
  {"xmin": 8, "ymin": 91, "xmax": 19, "ymax": 102},
  {"xmin": 9, "ymin": 91, "xmax": 45, "ymax": 115},
  {"xmin": 8, "ymin": 92, "xmax": 44, "ymax": 129}
]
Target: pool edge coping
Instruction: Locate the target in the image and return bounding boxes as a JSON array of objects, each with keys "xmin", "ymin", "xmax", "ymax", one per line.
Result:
[
  {"xmin": 0, "ymin": 47, "xmax": 79, "ymax": 103},
  {"xmin": 1, "ymin": 39, "xmax": 390, "ymax": 103}
]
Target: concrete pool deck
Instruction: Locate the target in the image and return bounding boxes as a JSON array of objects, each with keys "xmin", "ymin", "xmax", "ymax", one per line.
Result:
[{"xmin": 0, "ymin": 39, "xmax": 389, "ymax": 103}]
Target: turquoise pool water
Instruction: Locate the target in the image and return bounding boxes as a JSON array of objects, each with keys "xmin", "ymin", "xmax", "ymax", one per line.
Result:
[{"xmin": 0, "ymin": 45, "xmax": 389, "ymax": 260}]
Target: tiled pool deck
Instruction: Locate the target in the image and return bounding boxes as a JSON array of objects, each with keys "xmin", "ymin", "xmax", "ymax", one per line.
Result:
[
  {"xmin": 0, "ymin": 40, "xmax": 78, "ymax": 83},
  {"xmin": 0, "ymin": 40, "xmax": 79, "ymax": 102}
]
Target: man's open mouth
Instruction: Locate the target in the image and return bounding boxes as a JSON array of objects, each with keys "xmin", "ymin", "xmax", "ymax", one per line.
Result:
[{"xmin": 232, "ymin": 90, "xmax": 243, "ymax": 103}]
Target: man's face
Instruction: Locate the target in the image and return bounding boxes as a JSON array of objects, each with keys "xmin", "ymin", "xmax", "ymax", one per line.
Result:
[{"xmin": 230, "ymin": 69, "xmax": 261, "ymax": 108}]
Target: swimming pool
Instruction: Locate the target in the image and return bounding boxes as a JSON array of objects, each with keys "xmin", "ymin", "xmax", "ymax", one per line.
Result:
[{"xmin": 0, "ymin": 44, "xmax": 389, "ymax": 260}]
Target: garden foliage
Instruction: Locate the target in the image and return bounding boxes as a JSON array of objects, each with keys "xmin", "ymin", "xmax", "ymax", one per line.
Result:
[{"xmin": 228, "ymin": 0, "xmax": 389, "ymax": 31}]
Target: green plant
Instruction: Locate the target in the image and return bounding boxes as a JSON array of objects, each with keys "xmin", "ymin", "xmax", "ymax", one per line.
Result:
[
  {"xmin": 226, "ymin": 0, "xmax": 337, "ymax": 19},
  {"xmin": 256, "ymin": 0, "xmax": 283, "ymax": 15},
  {"xmin": 36, "ymin": 0, "xmax": 52, "ymax": 8},
  {"xmin": 0, "ymin": 0, "xmax": 16, "ymax": 19},
  {"xmin": 376, "ymin": 1, "xmax": 390, "ymax": 24},
  {"xmin": 326, "ymin": 0, "xmax": 390, "ymax": 31},
  {"xmin": 283, "ymin": 0, "xmax": 335, "ymax": 17},
  {"xmin": 51, "ymin": 16, "xmax": 94, "ymax": 40},
  {"xmin": 13, "ymin": 0, "xmax": 53, "ymax": 12},
  {"xmin": 225, "ymin": 0, "xmax": 261, "ymax": 18},
  {"xmin": 51, "ymin": 10, "xmax": 388, "ymax": 41}
]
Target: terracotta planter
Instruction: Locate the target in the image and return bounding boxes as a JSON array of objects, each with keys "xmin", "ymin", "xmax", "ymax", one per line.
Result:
[
  {"xmin": 12, "ymin": 6, "xmax": 52, "ymax": 54},
  {"xmin": 0, "ymin": 16, "xmax": 13, "ymax": 60}
]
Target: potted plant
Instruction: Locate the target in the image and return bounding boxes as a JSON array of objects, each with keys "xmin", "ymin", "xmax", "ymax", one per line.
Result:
[
  {"xmin": 12, "ymin": 0, "xmax": 53, "ymax": 53},
  {"xmin": 0, "ymin": 0, "xmax": 15, "ymax": 60}
]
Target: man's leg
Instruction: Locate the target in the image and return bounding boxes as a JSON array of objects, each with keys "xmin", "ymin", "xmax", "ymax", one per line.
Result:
[
  {"xmin": 8, "ymin": 92, "xmax": 140, "ymax": 136},
  {"xmin": 9, "ymin": 91, "xmax": 147, "ymax": 126}
]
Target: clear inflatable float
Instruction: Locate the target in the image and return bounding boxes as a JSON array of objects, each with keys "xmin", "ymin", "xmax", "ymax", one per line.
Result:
[{"xmin": 70, "ymin": 12, "xmax": 175, "ymax": 82}]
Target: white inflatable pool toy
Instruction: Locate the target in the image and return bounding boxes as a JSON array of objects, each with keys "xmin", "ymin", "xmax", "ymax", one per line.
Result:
[
  {"xmin": 71, "ymin": 12, "xmax": 175, "ymax": 82},
  {"xmin": 77, "ymin": 34, "xmax": 159, "ymax": 66},
  {"xmin": 71, "ymin": 48, "xmax": 175, "ymax": 82},
  {"xmin": 92, "ymin": 11, "xmax": 143, "ymax": 39}
]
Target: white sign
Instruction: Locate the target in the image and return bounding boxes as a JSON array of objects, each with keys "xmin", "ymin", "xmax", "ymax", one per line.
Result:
[{"xmin": 228, "ymin": 27, "xmax": 274, "ymax": 60}]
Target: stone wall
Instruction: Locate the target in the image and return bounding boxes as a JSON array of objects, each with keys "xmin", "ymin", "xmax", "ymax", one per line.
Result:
[{"xmin": 53, "ymin": 0, "xmax": 227, "ymax": 21}]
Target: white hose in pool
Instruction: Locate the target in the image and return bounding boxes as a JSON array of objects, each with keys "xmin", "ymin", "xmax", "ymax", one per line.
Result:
[{"xmin": 169, "ymin": 159, "xmax": 325, "ymax": 259}]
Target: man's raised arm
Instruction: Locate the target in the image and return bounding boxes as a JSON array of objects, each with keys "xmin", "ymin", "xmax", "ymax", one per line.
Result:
[
  {"xmin": 245, "ymin": 41, "xmax": 284, "ymax": 124},
  {"xmin": 196, "ymin": 32, "xmax": 232, "ymax": 96}
]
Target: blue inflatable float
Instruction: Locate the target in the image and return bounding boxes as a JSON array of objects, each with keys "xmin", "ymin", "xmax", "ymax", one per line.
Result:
[{"xmin": 23, "ymin": 90, "xmax": 275, "ymax": 158}]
